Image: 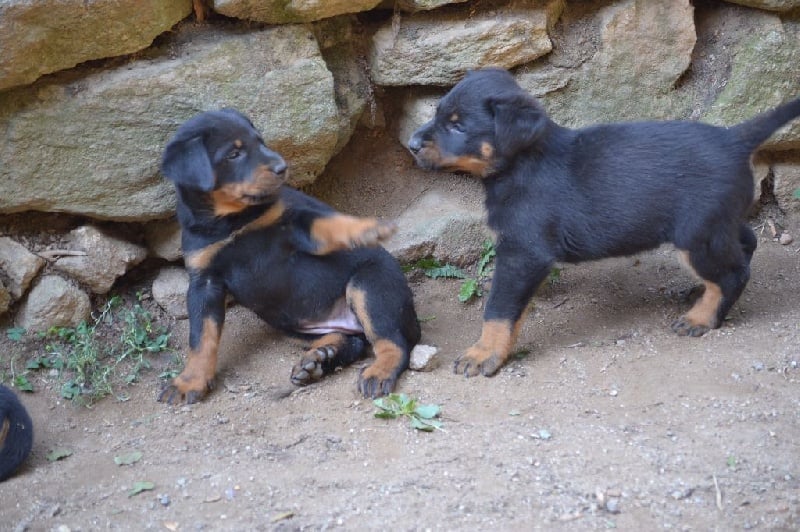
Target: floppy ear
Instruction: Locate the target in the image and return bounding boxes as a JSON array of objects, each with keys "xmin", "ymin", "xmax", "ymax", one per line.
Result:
[
  {"xmin": 160, "ymin": 134, "xmax": 215, "ymax": 192},
  {"xmin": 489, "ymin": 94, "xmax": 547, "ymax": 157}
]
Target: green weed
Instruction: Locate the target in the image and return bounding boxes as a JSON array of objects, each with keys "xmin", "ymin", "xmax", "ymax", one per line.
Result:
[
  {"xmin": 458, "ymin": 239, "xmax": 496, "ymax": 303},
  {"xmin": 22, "ymin": 293, "xmax": 173, "ymax": 405},
  {"xmin": 373, "ymin": 393, "xmax": 443, "ymax": 432}
]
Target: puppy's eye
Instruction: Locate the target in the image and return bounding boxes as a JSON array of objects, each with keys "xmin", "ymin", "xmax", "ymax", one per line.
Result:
[
  {"xmin": 226, "ymin": 149, "xmax": 242, "ymax": 160},
  {"xmin": 447, "ymin": 121, "xmax": 465, "ymax": 133}
]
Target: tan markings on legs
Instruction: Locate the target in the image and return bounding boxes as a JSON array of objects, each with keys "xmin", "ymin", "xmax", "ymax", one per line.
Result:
[
  {"xmin": 456, "ymin": 316, "xmax": 525, "ymax": 377},
  {"xmin": 172, "ymin": 318, "xmax": 221, "ymax": 400},
  {"xmin": 310, "ymin": 214, "xmax": 397, "ymax": 255},
  {"xmin": 0, "ymin": 418, "xmax": 9, "ymax": 447},
  {"xmin": 683, "ymin": 281, "xmax": 722, "ymax": 329},
  {"xmin": 309, "ymin": 333, "xmax": 347, "ymax": 352},
  {"xmin": 346, "ymin": 287, "xmax": 374, "ymax": 340},
  {"xmin": 361, "ymin": 339, "xmax": 403, "ymax": 381},
  {"xmin": 184, "ymin": 201, "xmax": 285, "ymax": 271}
]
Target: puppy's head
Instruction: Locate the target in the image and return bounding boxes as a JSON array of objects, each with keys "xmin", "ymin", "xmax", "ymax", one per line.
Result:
[
  {"xmin": 161, "ymin": 109, "xmax": 288, "ymax": 215},
  {"xmin": 407, "ymin": 68, "xmax": 547, "ymax": 178}
]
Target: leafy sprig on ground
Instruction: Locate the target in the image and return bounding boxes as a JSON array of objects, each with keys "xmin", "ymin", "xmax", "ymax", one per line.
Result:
[{"xmin": 373, "ymin": 393, "xmax": 443, "ymax": 432}]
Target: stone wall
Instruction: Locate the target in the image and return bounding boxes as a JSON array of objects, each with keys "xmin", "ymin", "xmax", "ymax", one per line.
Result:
[{"xmin": 1, "ymin": 0, "xmax": 799, "ymax": 330}]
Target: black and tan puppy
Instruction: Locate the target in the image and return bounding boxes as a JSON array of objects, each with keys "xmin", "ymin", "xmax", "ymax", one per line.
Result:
[
  {"xmin": 0, "ymin": 384, "xmax": 33, "ymax": 481},
  {"xmin": 408, "ymin": 68, "xmax": 800, "ymax": 378},
  {"xmin": 159, "ymin": 109, "xmax": 420, "ymax": 403}
]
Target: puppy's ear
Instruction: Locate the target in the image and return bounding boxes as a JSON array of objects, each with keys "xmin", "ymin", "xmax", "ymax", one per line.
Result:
[
  {"xmin": 161, "ymin": 134, "xmax": 215, "ymax": 191},
  {"xmin": 489, "ymin": 94, "xmax": 547, "ymax": 157}
]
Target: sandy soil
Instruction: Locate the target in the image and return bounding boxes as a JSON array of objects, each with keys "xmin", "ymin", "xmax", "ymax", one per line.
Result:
[{"xmin": 1, "ymin": 129, "xmax": 799, "ymax": 531}]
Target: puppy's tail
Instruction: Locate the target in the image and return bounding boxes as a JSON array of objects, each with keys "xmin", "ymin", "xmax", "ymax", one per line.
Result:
[
  {"xmin": 0, "ymin": 385, "xmax": 33, "ymax": 482},
  {"xmin": 733, "ymin": 96, "xmax": 800, "ymax": 150}
]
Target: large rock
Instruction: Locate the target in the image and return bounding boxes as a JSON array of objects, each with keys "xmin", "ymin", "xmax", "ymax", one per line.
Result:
[
  {"xmin": 152, "ymin": 266, "xmax": 189, "ymax": 319},
  {"xmin": 211, "ymin": 0, "xmax": 381, "ymax": 23},
  {"xmin": 53, "ymin": 225, "xmax": 147, "ymax": 295},
  {"xmin": 0, "ymin": 0, "xmax": 191, "ymax": 91},
  {"xmin": 0, "ymin": 237, "xmax": 46, "ymax": 300},
  {"xmin": 702, "ymin": 18, "xmax": 800, "ymax": 151},
  {"xmin": 313, "ymin": 17, "xmax": 372, "ymax": 154},
  {"xmin": 385, "ymin": 190, "xmax": 489, "ymax": 266},
  {"xmin": 723, "ymin": 0, "xmax": 800, "ymax": 11},
  {"xmin": 772, "ymin": 162, "xmax": 800, "ymax": 214},
  {"xmin": 16, "ymin": 275, "xmax": 91, "ymax": 332},
  {"xmin": 0, "ymin": 24, "xmax": 351, "ymax": 220},
  {"xmin": 392, "ymin": 0, "xmax": 469, "ymax": 11},
  {"xmin": 0, "ymin": 282, "xmax": 10, "ymax": 316},
  {"xmin": 519, "ymin": 0, "xmax": 697, "ymax": 126},
  {"xmin": 144, "ymin": 219, "xmax": 183, "ymax": 262},
  {"xmin": 369, "ymin": 0, "xmax": 562, "ymax": 86}
]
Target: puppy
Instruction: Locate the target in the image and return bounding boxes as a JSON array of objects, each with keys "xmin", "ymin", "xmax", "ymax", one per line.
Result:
[
  {"xmin": 0, "ymin": 384, "xmax": 33, "ymax": 481},
  {"xmin": 159, "ymin": 109, "xmax": 420, "ymax": 403},
  {"xmin": 408, "ymin": 67, "xmax": 800, "ymax": 377}
]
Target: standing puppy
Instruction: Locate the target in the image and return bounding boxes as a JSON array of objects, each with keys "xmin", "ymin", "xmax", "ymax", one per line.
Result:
[
  {"xmin": 0, "ymin": 384, "xmax": 33, "ymax": 481},
  {"xmin": 160, "ymin": 109, "xmax": 420, "ymax": 403},
  {"xmin": 408, "ymin": 68, "xmax": 800, "ymax": 378}
]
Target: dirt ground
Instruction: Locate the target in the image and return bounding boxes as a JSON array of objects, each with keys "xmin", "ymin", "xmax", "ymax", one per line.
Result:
[{"xmin": 1, "ymin": 126, "xmax": 799, "ymax": 531}]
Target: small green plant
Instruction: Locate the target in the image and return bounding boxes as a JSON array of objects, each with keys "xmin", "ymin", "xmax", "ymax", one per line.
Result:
[
  {"xmin": 6, "ymin": 327, "xmax": 25, "ymax": 342},
  {"xmin": 459, "ymin": 239, "xmax": 496, "ymax": 303},
  {"xmin": 32, "ymin": 294, "xmax": 172, "ymax": 405},
  {"xmin": 373, "ymin": 393, "xmax": 443, "ymax": 432},
  {"xmin": 548, "ymin": 266, "xmax": 562, "ymax": 286},
  {"xmin": 404, "ymin": 257, "xmax": 467, "ymax": 279},
  {"xmin": 793, "ymin": 187, "xmax": 800, "ymax": 200}
]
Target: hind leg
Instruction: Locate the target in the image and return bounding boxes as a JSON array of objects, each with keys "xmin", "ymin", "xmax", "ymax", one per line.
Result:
[
  {"xmin": 346, "ymin": 266, "xmax": 420, "ymax": 398},
  {"xmin": 673, "ymin": 234, "xmax": 751, "ymax": 336},
  {"xmin": 291, "ymin": 333, "xmax": 367, "ymax": 386}
]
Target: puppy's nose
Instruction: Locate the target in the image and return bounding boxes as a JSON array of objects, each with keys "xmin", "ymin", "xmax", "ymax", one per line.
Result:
[
  {"xmin": 407, "ymin": 134, "xmax": 422, "ymax": 154},
  {"xmin": 272, "ymin": 158, "xmax": 287, "ymax": 177}
]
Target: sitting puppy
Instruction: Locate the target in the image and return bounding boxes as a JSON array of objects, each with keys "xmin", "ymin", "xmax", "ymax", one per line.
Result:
[
  {"xmin": 0, "ymin": 384, "xmax": 33, "ymax": 481},
  {"xmin": 408, "ymin": 67, "xmax": 800, "ymax": 378},
  {"xmin": 159, "ymin": 109, "xmax": 420, "ymax": 403}
]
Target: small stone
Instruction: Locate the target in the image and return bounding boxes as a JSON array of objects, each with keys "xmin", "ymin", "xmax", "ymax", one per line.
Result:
[
  {"xmin": 409, "ymin": 344, "xmax": 439, "ymax": 371},
  {"xmin": 779, "ymin": 232, "xmax": 793, "ymax": 245},
  {"xmin": 605, "ymin": 497, "xmax": 621, "ymax": 514},
  {"xmin": 158, "ymin": 494, "xmax": 171, "ymax": 507}
]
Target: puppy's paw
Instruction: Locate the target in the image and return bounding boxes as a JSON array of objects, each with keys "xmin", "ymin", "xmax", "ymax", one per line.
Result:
[
  {"xmin": 671, "ymin": 316, "xmax": 711, "ymax": 337},
  {"xmin": 349, "ymin": 219, "xmax": 397, "ymax": 248},
  {"xmin": 357, "ymin": 364, "xmax": 398, "ymax": 398},
  {"xmin": 158, "ymin": 373, "xmax": 215, "ymax": 405},
  {"xmin": 290, "ymin": 345, "xmax": 337, "ymax": 386},
  {"xmin": 312, "ymin": 215, "xmax": 397, "ymax": 255},
  {"xmin": 453, "ymin": 344, "xmax": 504, "ymax": 377}
]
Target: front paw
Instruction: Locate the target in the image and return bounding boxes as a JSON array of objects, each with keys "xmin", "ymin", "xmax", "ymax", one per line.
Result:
[
  {"xmin": 671, "ymin": 316, "xmax": 711, "ymax": 337},
  {"xmin": 357, "ymin": 365, "xmax": 398, "ymax": 398},
  {"xmin": 349, "ymin": 219, "xmax": 397, "ymax": 248},
  {"xmin": 453, "ymin": 344, "xmax": 504, "ymax": 377},
  {"xmin": 158, "ymin": 373, "xmax": 215, "ymax": 405}
]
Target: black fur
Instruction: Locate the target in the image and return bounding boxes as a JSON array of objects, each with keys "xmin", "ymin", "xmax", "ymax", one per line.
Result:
[
  {"xmin": 409, "ymin": 67, "xmax": 800, "ymax": 377},
  {"xmin": 0, "ymin": 384, "xmax": 33, "ymax": 481},
  {"xmin": 159, "ymin": 109, "xmax": 420, "ymax": 403}
]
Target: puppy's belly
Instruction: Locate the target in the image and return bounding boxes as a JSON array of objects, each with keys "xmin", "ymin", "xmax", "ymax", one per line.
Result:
[{"xmin": 294, "ymin": 297, "xmax": 364, "ymax": 335}]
